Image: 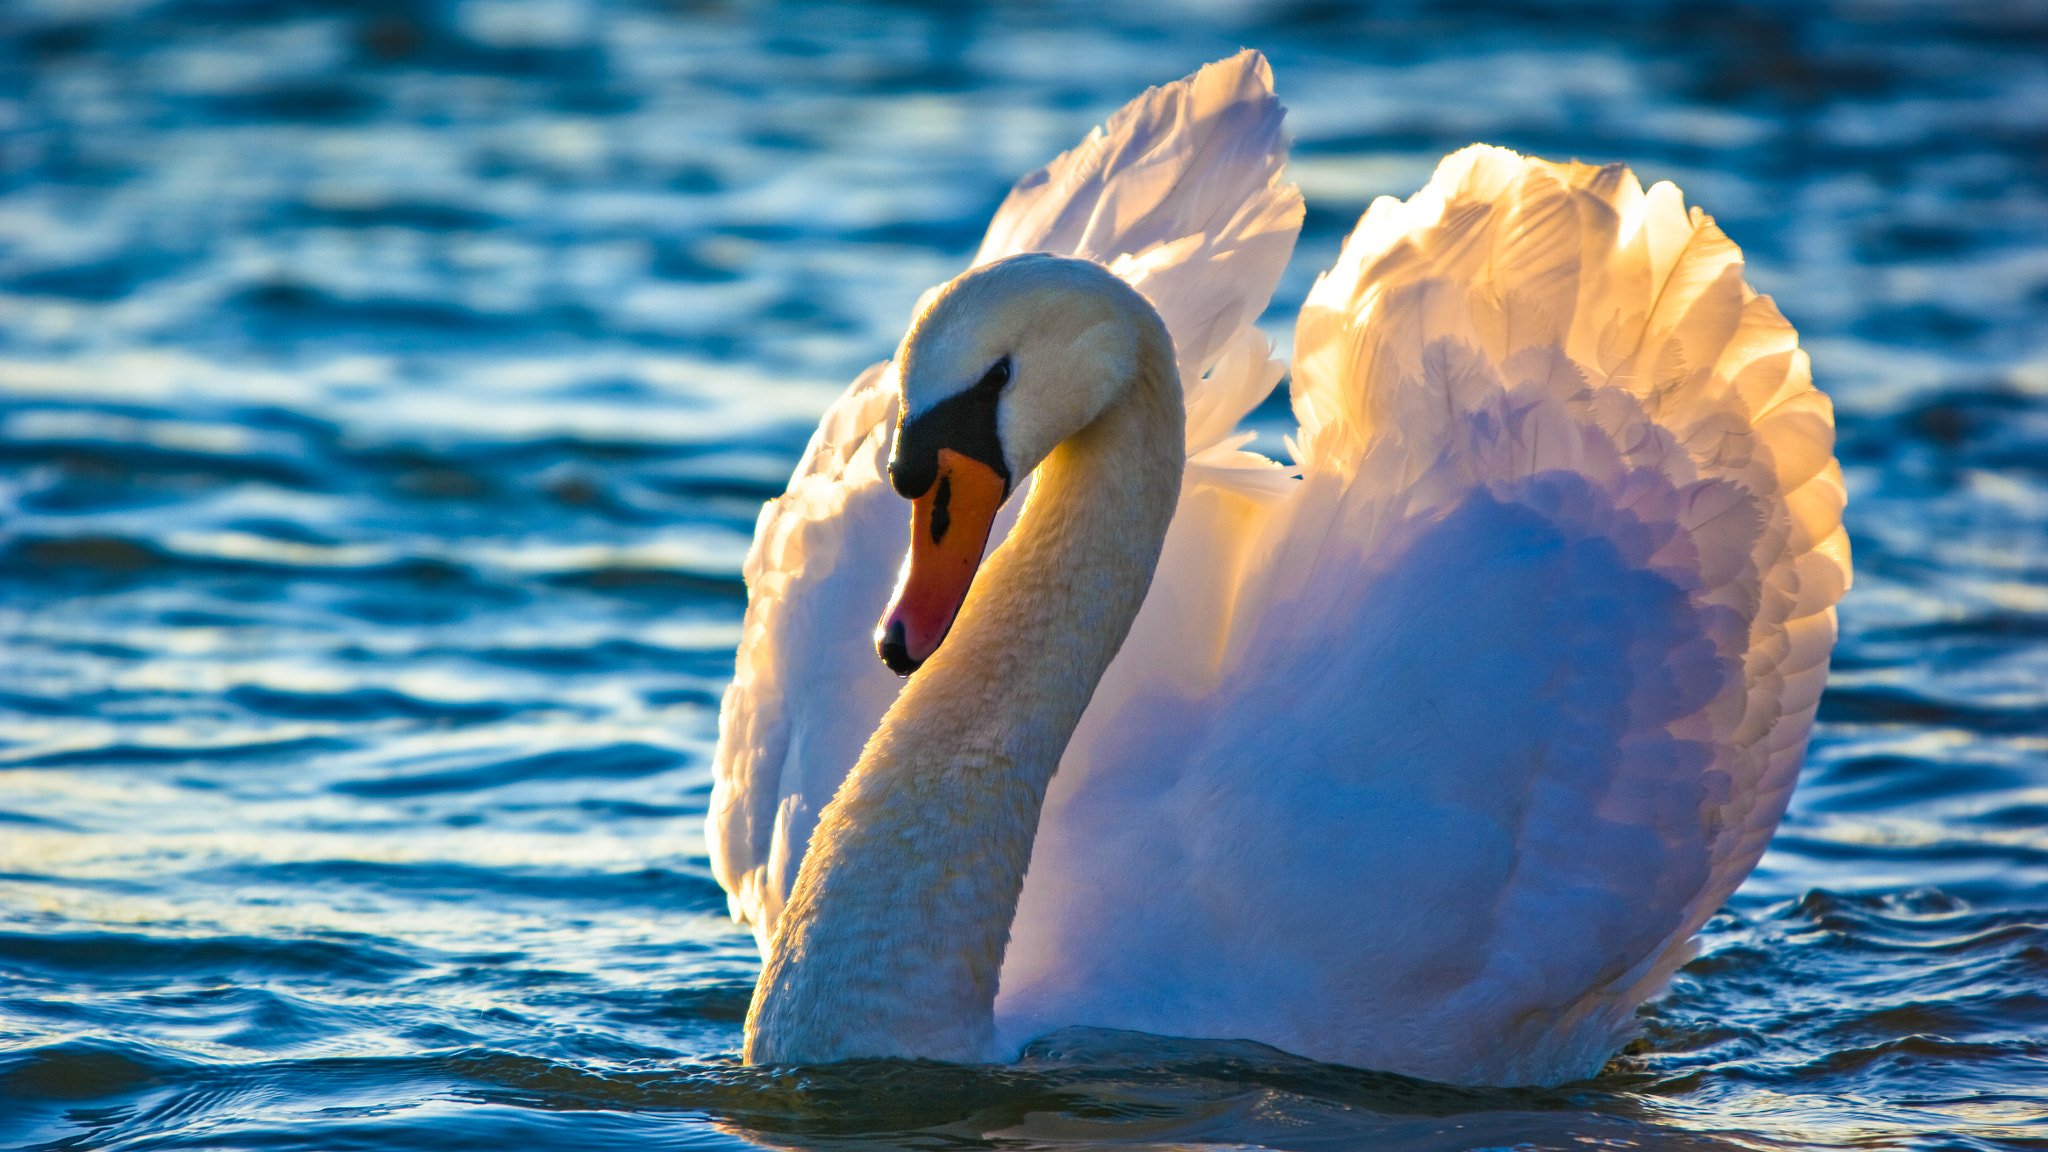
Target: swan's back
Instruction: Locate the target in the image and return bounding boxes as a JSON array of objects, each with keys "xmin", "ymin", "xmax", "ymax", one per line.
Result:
[{"xmin": 995, "ymin": 148, "xmax": 1848, "ymax": 1086}]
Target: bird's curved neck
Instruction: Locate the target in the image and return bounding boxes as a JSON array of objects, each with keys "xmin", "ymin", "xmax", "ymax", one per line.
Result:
[{"xmin": 744, "ymin": 324, "xmax": 1183, "ymax": 1065}]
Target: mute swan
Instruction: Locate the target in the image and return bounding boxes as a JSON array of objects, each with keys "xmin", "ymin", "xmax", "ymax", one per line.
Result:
[{"xmin": 709, "ymin": 51, "xmax": 1850, "ymax": 1087}]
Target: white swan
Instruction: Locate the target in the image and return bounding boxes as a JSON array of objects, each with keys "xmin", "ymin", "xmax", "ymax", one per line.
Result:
[{"xmin": 709, "ymin": 51, "xmax": 1851, "ymax": 1087}]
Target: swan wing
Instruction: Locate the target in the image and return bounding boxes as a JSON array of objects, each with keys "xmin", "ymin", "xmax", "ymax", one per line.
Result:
[
  {"xmin": 975, "ymin": 48, "xmax": 1303, "ymax": 448},
  {"xmin": 996, "ymin": 148, "xmax": 1848, "ymax": 1087},
  {"xmin": 708, "ymin": 51, "xmax": 1303, "ymax": 949},
  {"xmin": 708, "ymin": 361, "xmax": 907, "ymax": 948}
]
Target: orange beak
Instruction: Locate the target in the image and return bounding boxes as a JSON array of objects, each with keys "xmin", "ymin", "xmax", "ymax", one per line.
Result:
[{"xmin": 876, "ymin": 448, "xmax": 1008, "ymax": 675}]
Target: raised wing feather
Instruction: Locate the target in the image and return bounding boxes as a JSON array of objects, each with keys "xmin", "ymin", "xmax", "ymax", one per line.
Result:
[
  {"xmin": 975, "ymin": 50, "xmax": 1302, "ymax": 437},
  {"xmin": 708, "ymin": 50, "xmax": 1303, "ymax": 951},
  {"xmin": 995, "ymin": 148, "xmax": 1847, "ymax": 1086},
  {"xmin": 708, "ymin": 362, "xmax": 906, "ymax": 946}
]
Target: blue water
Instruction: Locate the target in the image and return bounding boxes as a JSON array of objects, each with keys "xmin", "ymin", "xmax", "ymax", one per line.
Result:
[{"xmin": 3, "ymin": 1, "xmax": 2046, "ymax": 1148}]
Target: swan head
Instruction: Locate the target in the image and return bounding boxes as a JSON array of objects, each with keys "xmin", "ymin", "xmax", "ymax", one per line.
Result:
[{"xmin": 877, "ymin": 252, "xmax": 1160, "ymax": 675}]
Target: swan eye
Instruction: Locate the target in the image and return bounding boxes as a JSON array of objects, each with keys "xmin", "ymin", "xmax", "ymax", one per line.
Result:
[{"xmin": 888, "ymin": 356, "xmax": 1014, "ymax": 500}]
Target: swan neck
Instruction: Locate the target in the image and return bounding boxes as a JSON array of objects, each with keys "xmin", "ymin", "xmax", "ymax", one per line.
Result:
[{"xmin": 744, "ymin": 312, "xmax": 1183, "ymax": 1065}]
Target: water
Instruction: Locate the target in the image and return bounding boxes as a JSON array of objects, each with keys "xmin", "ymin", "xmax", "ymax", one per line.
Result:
[{"xmin": 2, "ymin": 0, "xmax": 2046, "ymax": 1147}]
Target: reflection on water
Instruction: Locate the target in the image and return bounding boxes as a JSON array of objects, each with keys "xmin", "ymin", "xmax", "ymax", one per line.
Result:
[{"xmin": 3, "ymin": 1, "xmax": 2046, "ymax": 1148}]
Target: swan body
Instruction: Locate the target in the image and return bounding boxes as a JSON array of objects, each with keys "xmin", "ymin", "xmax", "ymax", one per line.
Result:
[{"xmin": 710, "ymin": 52, "xmax": 1850, "ymax": 1086}]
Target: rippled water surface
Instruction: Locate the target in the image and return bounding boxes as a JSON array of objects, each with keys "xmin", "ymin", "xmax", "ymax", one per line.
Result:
[{"xmin": 4, "ymin": 1, "xmax": 2047, "ymax": 1148}]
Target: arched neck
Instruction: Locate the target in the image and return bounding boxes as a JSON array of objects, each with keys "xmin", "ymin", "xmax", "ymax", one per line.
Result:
[{"xmin": 744, "ymin": 324, "xmax": 1184, "ymax": 1065}]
